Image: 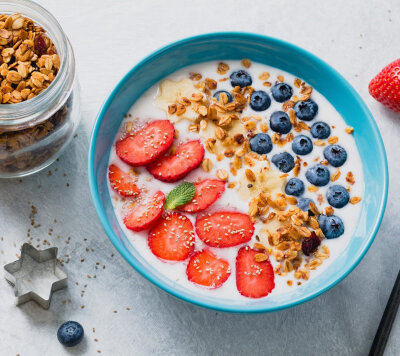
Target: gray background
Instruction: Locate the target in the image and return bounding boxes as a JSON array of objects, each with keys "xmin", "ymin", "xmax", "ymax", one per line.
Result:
[{"xmin": 0, "ymin": 0, "xmax": 399, "ymax": 355}]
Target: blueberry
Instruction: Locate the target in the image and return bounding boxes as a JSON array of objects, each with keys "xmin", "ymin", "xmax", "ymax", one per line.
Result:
[
  {"xmin": 271, "ymin": 83, "xmax": 293, "ymax": 103},
  {"xmin": 250, "ymin": 90, "xmax": 271, "ymax": 111},
  {"xmin": 298, "ymin": 198, "xmax": 315, "ymax": 213},
  {"xmin": 285, "ymin": 178, "xmax": 305, "ymax": 197},
  {"xmin": 270, "ymin": 111, "xmax": 292, "ymax": 134},
  {"xmin": 326, "ymin": 185, "xmax": 350, "ymax": 208},
  {"xmin": 213, "ymin": 90, "xmax": 233, "ymax": 103},
  {"xmin": 318, "ymin": 214, "xmax": 344, "ymax": 239},
  {"xmin": 310, "ymin": 121, "xmax": 331, "ymax": 139},
  {"xmin": 293, "ymin": 99, "xmax": 318, "ymax": 121},
  {"xmin": 305, "ymin": 164, "xmax": 330, "ymax": 186},
  {"xmin": 292, "ymin": 135, "xmax": 313, "ymax": 155},
  {"xmin": 323, "ymin": 144, "xmax": 347, "ymax": 167},
  {"xmin": 249, "ymin": 133, "xmax": 273, "ymax": 154},
  {"xmin": 230, "ymin": 70, "xmax": 252, "ymax": 88},
  {"xmin": 57, "ymin": 321, "xmax": 84, "ymax": 347},
  {"xmin": 271, "ymin": 152, "xmax": 295, "ymax": 173}
]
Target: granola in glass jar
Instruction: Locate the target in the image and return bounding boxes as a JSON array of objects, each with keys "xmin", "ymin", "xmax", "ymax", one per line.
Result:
[{"xmin": 0, "ymin": 3, "xmax": 80, "ymax": 178}]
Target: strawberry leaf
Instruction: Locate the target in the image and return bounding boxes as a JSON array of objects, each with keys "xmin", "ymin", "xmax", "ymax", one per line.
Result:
[{"xmin": 165, "ymin": 182, "xmax": 196, "ymax": 210}]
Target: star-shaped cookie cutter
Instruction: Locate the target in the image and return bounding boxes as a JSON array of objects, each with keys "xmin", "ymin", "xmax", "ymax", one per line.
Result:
[{"xmin": 4, "ymin": 243, "xmax": 67, "ymax": 309}]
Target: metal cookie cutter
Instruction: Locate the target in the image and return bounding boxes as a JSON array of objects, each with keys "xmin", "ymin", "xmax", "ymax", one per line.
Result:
[{"xmin": 4, "ymin": 243, "xmax": 67, "ymax": 309}]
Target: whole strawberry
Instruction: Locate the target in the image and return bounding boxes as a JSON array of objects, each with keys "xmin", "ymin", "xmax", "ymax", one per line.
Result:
[{"xmin": 369, "ymin": 58, "xmax": 400, "ymax": 113}]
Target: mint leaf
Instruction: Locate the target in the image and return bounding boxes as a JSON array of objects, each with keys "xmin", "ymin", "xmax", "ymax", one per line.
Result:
[{"xmin": 165, "ymin": 182, "xmax": 196, "ymax": 210}]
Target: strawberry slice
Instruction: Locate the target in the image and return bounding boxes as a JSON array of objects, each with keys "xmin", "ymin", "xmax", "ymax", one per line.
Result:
[
  {"xmin": 195, "ymin": 212, "xmax": 254, "ymax": 248},
  {"xmin": 236, "ymin": 247, "xmax": 275, "ymax": 298},
  {"xmin": 180, "ymin": 179, "xmax": 225, "ymax": 213},
  {"xmin": 123, "ymin": 191, "xmax": 165, "ymax": 232},
  {"xmin": 186, "ymin": 250, "xmax": 231, "ymax": 288},
  {"xmin": 148, "ymin": 212, "xmax": 195, "ymax": 261},
  {"xmin": 147, "ymin": 140, "xmax": 204, "ymax": 182},
  {"xmin": 108, "ymin": 164, "xmax": 140, "ymax": 197},
  {"xmin": 116, "ymin": 120, "xmax": 174, "ymax": 166}
]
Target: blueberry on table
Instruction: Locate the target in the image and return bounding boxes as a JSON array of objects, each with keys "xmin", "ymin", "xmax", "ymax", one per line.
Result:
[
  {"xmin": 293, "ymin": 99, "xmax": 318, "ymax": 121},
  {"xmin": 285, "ymin": 178, "xmax": 305, "ymax": 197},
  {"xmin": 310, "ymin": 121, "xmax": 331, "ymax": 139},
  {"xmin": 298, "ymin": 197, "xmax": 315, "ymax": 213},
  {"xmin": 318, "ymin": 214, "xmax": 344, "ymax": 239},
  {"xmin": 292, "ymin": 135, "xmax": 313, "ymax": 155},
  {"xmin": 213, "ymin": 90, "xmax": 232, "ymax": 103},
  {"xmin": 230, "ymin": 70, "xmax": 252, "ymax": 88},
  {"xmin": 271, "ymin": 152, "xmax": 295, "ymax": 173},
  {"xmin": 305, "ymin": 164, "xmax": 330, "ymax": 186},
  {"xmin": 57, "ymin": 321, "xmax": 84, "ymax": 347},
  {"xmin": 250, "ymin": 90, "xmax": 271, "ymax": 111},
  {"xmin": 323, "ymin": 144, "xmax": 347, "ymax": 167},
  {"xmin": 270, "ymin": 111, "xmax": 292, "ymax": 134},
  {"xmin": 249, "ymin": 133, "xmax": 273, "ymax": 154},
  {"xmin": 271, "ymin": 82, "xmax": 293, "ymax": 102},
  {"xmin": 326, "ymin": 185, "xmax": 350, "ymax": 208}
]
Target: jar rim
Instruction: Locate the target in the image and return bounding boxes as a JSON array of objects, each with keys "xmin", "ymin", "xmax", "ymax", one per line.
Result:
[{"xmin": 0, "ymin": 0, "xmax": 74, "ymax": 127}]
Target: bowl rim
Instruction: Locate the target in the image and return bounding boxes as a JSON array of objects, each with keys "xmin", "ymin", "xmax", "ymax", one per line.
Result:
[{"xmin": 88, "ymin": 32, "xmax": 388, "ymax": 313}]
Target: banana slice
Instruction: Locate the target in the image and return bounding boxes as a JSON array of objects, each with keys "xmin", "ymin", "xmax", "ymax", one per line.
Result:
[
  {"xmin": 237, "ymin": 161, "xmax": 287, "ymax": 242},
  {"xmin": 237, "ymin": 160, "xmax": 286, "ymax": 201},
  {"xmin": 155, "ymin": 78, "xmax": 201, "ymax": 122},
  {"xmin": 198, "ymin": 119, "xmax": 247, "ymax": 155}
]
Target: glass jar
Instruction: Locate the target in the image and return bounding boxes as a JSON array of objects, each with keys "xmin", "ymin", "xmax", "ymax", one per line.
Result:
[{"xmin": 0, "ymin": 0, "xmax": 80, "ymax": 178}]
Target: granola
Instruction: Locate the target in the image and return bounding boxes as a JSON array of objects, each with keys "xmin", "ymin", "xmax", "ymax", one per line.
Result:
[
  {"xmin": 0, "ymin": 13, "xmax": 73, "ymax": 176},
  {"xmin": 0, "ymin": 96, "xmax": 72, "ymax": 174},
  {"xmin": 0, "ymin": 13, "xmax": 60, "ymax": 104}
]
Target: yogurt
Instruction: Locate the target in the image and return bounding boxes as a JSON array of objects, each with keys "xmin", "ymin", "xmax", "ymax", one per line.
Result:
[{"xmin": 108, "ymin": 60, "xmax": 364, "ymax": 300}]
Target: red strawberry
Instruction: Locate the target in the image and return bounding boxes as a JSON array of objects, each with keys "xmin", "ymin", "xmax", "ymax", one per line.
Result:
[
  {"xmin": 195, "ymin": 212, "xmax": 254, "ymax": 248},
  {"xmin": 148, "ymin": 212, "xmax": 195, "ymax": 261},
  {"xmin": 180, "ymin": 179, "xmax": 225, "ymax": 213},
  {"xmin": 116, "ymin": 120, "xmax": 174, "ymax": 166},
  {"xmin": 123, "ymin": 191, "xmax": 165, "ymax": 232},
  {"xmin": 186, "ymin": 250, "xmax": 231, "ymax": 288},
  {"xmin": 108, "ymin": 164, "xmax": 140, "ymax": 197},
  {"xmin": 369, "ymin": 58, "xmax": 400, "ymax": 112},
  {"xmin": 236, "ymin": 247, "xmax": 275, "ymax": 298},
  {"xmin": 147, "ymin": 140, "xmax": 204, "ymax": 182}
]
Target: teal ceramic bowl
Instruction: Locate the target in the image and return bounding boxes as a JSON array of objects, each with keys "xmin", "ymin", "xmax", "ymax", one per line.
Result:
[{"xmin": 88, "ymin": 32, "xmax": 388, "ymax": 313}]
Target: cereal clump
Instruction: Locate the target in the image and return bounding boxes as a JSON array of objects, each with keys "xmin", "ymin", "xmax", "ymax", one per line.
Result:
[{"xmin": 0, "ymin": 13, "xmax": 60, "ymax": 103}]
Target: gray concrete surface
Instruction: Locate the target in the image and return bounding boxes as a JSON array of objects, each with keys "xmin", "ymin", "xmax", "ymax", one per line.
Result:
[{"xmin": 0, "ymin": 0, "xmax": 399, "ymax": 355}]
